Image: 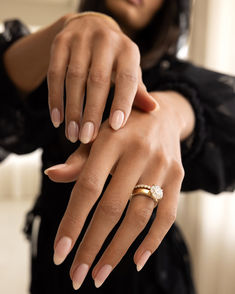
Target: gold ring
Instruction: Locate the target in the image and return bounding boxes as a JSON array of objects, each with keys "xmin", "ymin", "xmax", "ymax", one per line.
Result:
[{"xmin": 130, "ymin": 184, "xmax": 163, "ymax": 207}]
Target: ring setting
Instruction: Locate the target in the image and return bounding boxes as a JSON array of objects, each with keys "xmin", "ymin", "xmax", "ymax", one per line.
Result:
[{"xmin": 130, "ymin": 184, "xmax": 163, "ymax": 207}]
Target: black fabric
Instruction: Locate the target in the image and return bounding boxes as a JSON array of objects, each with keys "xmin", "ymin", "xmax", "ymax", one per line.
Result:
[{"xmin": 1, "ymin": 20, "xmax": 235, "ymax": 294}]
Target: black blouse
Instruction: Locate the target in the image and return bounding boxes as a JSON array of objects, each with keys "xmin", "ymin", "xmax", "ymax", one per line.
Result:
[
  {"xmin": 1, "ymin": 20, "xmax": 235, "ymax": 195},
  {"xmin": 1, "ymin": 19, "xmax": 235, "ymax": 294}
]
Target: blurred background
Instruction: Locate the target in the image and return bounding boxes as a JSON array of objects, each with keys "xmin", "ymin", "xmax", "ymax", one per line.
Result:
[{"xmin": 0, "ymin": 0, "xmax": 235, "ymax": 293}]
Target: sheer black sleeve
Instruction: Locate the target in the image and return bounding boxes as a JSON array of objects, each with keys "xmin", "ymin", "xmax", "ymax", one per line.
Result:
[
  {"xmin": 0, "ymin": 20, "xmax": 54, "ymax": 162},
  {"xmin": 143, "ymin": 56, "xmax": 235, "ymax": 194}
]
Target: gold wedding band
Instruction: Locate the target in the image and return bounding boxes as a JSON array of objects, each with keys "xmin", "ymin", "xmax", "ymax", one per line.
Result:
[{"xmin": 130, "ymin": 184, "xmax": 163, "ymax": 207}]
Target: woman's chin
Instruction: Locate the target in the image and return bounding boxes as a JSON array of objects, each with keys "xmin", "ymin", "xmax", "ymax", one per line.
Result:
[{"xmin": 106, "ymin": 1, "xmax": 146, "ymax": 32}]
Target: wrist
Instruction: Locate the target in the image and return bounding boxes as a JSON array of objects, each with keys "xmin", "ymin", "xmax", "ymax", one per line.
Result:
[
  {"xmin": 150, "ymin": 91, "xmax": 196, "ymax": 141},
  {"xmin": 63, "ymin": 12, "xmax": 121, "ymax": 32}
]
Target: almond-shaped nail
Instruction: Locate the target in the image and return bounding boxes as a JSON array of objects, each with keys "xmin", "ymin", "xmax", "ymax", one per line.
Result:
[
  {"xmin": 110, "ymin": 110, "xmax": 124, "ymax": 130},
  {"xmin": 80, "ymin": 122, "xmax": 94, "ymax": 144},
  {"xmin": 68, "ymin": 121, "xmax": 79, "ymax": 143},
  {"xmin": 72, "ymin": 263, "xmax": 89, "ymax": 290},
  {"xmin": 44, "ymin": 163, "xmax": 68, "ymax": 175},
  {"xmin": 51, "ymin": 108, "xmax": 61, "ymax": 128},
  {"xmin": 53, "ymin": 236, "xmax": 72, "ymax": 265},
  {"xmin": 136, "ymin": 250, "xmax": 151, "ymax": 272},
  {"xmin": 94, "ymin": 264, "xmax": 112, "ymax": 288}
]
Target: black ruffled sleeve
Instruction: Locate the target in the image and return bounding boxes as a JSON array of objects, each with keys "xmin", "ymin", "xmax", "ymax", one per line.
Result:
[
  {"xmin": 0, "ymin": 20, "xmax": 54, "ymax": 161},
  {"xmin": 143, "ymin": 56, "xmax": 235, "ymax": 194}
]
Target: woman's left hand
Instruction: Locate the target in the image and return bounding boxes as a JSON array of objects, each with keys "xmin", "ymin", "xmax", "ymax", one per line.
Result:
[{"xmin": 45, "ymin": 91, "xmax": 194, "ymax": 290}]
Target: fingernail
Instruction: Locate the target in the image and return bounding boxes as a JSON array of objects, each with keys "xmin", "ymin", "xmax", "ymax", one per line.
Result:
[
  {"xmin": 136, "ymin": 250, "xmax": 151, "ymax": 272},
  {"xmin": 68, "ymin": 121, "xmax": 79, "ymax": 143},
  {"xmin": 53, "ymin": 236, "xmax": 72, "ymax": 265},
  {"xmin": 44, "ymin": 163, "xmax": 68, "ymax": 175},
  {"xmin": 110, "ymin": 110, "xmax": 124, "ymax": 130},
  {"xmin": 51, "ymin": 108, "xmax": 61, "ymax": 128},
  {"xmin": 94, "ymin": 264, "xmax": 112, "ymax": 288},
  {"xmin": 80, "ymin": 122, "xmax": 94, "ymax": 144},
  {"xmin": 72, "ymin": 263, "xmax": 89, "ymax": 290}
]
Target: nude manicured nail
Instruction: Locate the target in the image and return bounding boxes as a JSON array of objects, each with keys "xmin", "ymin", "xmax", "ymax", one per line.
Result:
[
  {"xmin": 110, "ymin": 110, "xmax": 124, "ymax": 130},
  {"xmin": 51, "ymin": 108, "xmax": 61, "ymax": 128},
  {"xmin": 94, "ymin": 264, "xmax": 112, "ymax": 288},
  {"xmin": 44, "ymin": 164, "xmax": 68, "ymax": 175},
  {"xmin": 68, "ymin": 121, "xmax": 79, "ymax": 143},
  {"xmin": 53, "ymin": 236, "xmax": 72, "ymax": 265},
  {"xmin": 80, "ymin": 122, "xmax": 94, "ymax": 144},
  {"xmin": 136, "ymin": 250, "xmax": 151, "ymax": 272},
  {"xmin": 72, "ymin": 264, "xmax": 89, "ymax": 290}
]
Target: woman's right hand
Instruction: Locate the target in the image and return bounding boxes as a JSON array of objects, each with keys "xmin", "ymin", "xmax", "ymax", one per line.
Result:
[{"xmin": 48, "ymin": 12, "xmax": 158, "ymax": 144}]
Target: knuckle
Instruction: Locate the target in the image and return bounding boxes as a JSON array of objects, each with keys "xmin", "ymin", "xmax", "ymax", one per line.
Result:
[
  {"xmin": 88, "ymin": 70, "xmax": 110, "ymax": 87},
  {"xmin": 64, "ymin": 209, "xmax": 82, "ymax": 227},
  {"xmin": 47, "ymin": 68, "xmax": 60, "ymax": 82},
  {"xmin": 126, "ymin": 40, "xmax": 140, "ymax": 59},
  {"xmin": 54, "ymin": 32, "xmax": 71, "ymax": 45},
  {"xmin": 161, "ymin": 209, "xmax": 177, "ymax": 225},
  {"xmin": 67, "ymin": 66, "xmax": 87, "ymax": 81},
  {"xmin": 107, "ymin": 30, "xmax": 119, "ymax": 43},
  {"xmin": 155, "ymin": 151, "xmax": 170, "ymax": 168},
  {"xmin": 79, "ymin": 173, "xmax": 102, "ymax": 195},
  {"xmin": 131, "ymin": 207, "xmax": 152, "ymax": 229},
  {"xmin": 133, "ymin": 137, "xmax": 153, "ymax": 155},
  {"xmin": 99, "ymin": 200, "xmax": 123, "ymax": 222},
  {"xmin": 94, "ymin": 27, "xmax": 108, "ymax": 39},
  {"xmin": 148, "ymin": 232, "xmax": 163, "ymax": 248},
  {"xmin": 171, "ymin": 160, "xmax": 185, "ymax": 180},
  {"xmin": 116, "ymin": 70, "xmax": 138, "ymax": 85},
  {"xmin": 106, "ymin": 246, "xmax": 122, "ymax": 259},
  {"xmin": 96, "ymin": 28, "xmax": 115, "ymax": 42}
]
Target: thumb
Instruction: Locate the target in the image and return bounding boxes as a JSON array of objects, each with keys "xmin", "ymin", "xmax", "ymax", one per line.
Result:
[
  {"xmin": 133, "ymin": 67, "xmax": 159, "ymax": 111},
  {"xmin": 134, "ymin": 83, "xmax": 159, "ymax": 111},
  {"xmin": 44, "ymin": 144, "xmax": 90, "ymax": 183}
]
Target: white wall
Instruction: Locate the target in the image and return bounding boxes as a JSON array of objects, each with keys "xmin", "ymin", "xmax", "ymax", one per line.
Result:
[
  {"xmin": 0, "ymin": 0, "xmax": 79, "ymax": 26},
  {"xmin": 184, "ymin": 1, "xmax": 235, "ymax": 294},
  {"xmin": 189, "ymin": 0, "xmax": 235, "ymax": 75},
  {"xmin": 0, "ymin": 1, "xmax": 235, "ymax": 294}
]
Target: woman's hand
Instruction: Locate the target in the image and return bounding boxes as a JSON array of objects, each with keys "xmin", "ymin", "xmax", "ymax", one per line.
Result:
[
  {"xmin": 45, "ymin": 91, "xmax": 194, "ymax": 290},
  {"xmin": 47, "ymin": 12, "xmax": 157, "ymax": 144}
]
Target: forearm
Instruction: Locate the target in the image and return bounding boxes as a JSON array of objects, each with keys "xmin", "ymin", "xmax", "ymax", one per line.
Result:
[
  {"xmin": 150, "ymin": 91, "xmax": 195, "ymax": 141},
  {"xmin": 2, "ymin": 15, "xmax": 70, "ymax": 94}
]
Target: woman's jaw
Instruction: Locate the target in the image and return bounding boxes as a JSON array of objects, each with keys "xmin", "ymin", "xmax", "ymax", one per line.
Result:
[{"xmin": 105, "ymin": 0, "xmax": 164, "ymax": 36}]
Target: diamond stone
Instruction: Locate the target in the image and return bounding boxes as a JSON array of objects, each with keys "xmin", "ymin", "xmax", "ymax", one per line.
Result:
[{"xmin": 150, "ymin": 185, "xmax": 163, "ymax": 200}]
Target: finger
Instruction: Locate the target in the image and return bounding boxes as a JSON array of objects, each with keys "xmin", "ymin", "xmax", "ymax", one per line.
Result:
[
  {"xmin": 111, "ymin": 68, "xmax": 158, "ymax": 113},
  {"xmin": 70, "ymin": 150, "xmax": 146, "ymax": 290},
  {"xmin": 109, "ymin": 43, "xmax": 140, "ymax": 130},
  {"xmin": 44, "ymin": 144, "xmax": 91, "ymax": 183},
  {"xmin": 133, "ymin": 84, "xmax": 159, "ymax": 112},
  {"xmin": 65, "ymin": 41, "xmax": 91, "ymax": 143},
  {"xmin": 48, "ymin": 34, "xmax": 70, "ymax": 128},
  {"xmin": 133, "ymin": 164, "xmax": 184, "ymax": 271},
  {"xmin": 91, "ymin": 157, "xmax": 166, "ymax": 287},
  {"xmin": 79, "ymin": 41, "xmax": 114, "ymax": 144},
  {"xmin": 53, "ymin": 136, "xmax": 121, "ymax": 266}
]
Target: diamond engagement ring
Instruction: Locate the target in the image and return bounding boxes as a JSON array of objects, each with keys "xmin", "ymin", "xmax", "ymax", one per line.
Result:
[{"xmin": 130, "ymin": 184, "xmax": 163, "ymax": 207}]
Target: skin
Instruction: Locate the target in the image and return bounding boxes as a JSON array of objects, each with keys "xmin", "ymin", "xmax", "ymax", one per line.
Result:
[
  {"xmin": 3, "ymin": 13, "xmax": 157, "ymax": 144},
  {"xmin": 45, "ymin": 1, "xmax": 195, "ymax": 289},
  {"xmin": 46, "ymin": 91, "xmax": 195, "ymax": 289},
  {"xmin": 3, "ymin": 0, "xmax": 196, "ymax": 290},
  {"xmin": 105, "ymin": 0, "xmax": 164, "ymax": 34},
  {"xmin": 47, "ymin": 13, "xmax": 157, "ymax": 143}
]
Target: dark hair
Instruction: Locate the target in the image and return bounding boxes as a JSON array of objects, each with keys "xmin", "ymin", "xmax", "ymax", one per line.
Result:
[{"xmin": 78, "ymin": 0, "xmax": 191, "ymax": 68}]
